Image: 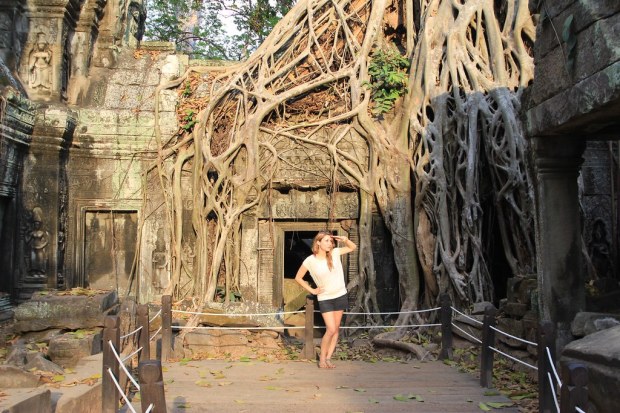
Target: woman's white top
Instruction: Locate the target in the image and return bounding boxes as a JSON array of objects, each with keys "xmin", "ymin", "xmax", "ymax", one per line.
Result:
[{"xmin": 302, "ymin": 248, "xmax": 347, "ymax": 301}]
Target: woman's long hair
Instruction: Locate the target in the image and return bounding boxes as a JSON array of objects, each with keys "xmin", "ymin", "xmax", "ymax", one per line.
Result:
[{"xmin": 312, "ymin": 231, "xmax": 334, "ymax": 270}]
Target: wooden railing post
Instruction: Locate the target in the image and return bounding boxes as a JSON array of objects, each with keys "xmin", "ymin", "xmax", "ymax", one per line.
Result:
[
  {"xmin": 538, "ymin": 321, "xmax": 556, "ymax": 413},
  {"xmin": 439, "ymin": 293, "xmax": 453, "ymax": 360},
  {"xmin": 480, "ymin": 305, "xmax": 497, "ymax": 388},
  {"xmin": 560, "ymin": 362, "xmax": 588, "ymax": 413},
  {"xmin": 162, "ymin": 295, "xmax": 172, "ymax": 361},
  {"xmin": 137, "ymin": 304, "xmax": 150, "ymax": 363},
  {"xmin": 303, "ymin": 295, "xmax": 315, "ymax": 360},
  {"xmin": 139, "ymin": 360, "xmax": 167, "ymax": 413},
  {"xmin": 102, "ymin": 315, "xmax": 120, "ymax": 413}
]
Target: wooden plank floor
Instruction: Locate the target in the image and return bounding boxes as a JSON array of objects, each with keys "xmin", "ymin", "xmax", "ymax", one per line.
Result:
[{"xmin": 130, "ymin": 359, "xmax": 520, "ymax": 413}]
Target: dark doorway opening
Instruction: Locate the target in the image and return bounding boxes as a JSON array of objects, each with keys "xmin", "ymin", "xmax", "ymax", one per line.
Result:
[{"xmin": 284, "ymin": 231, "xmax": 319, "ymax": 279}]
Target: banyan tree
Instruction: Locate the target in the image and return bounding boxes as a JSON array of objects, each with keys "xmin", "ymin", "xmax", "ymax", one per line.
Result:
[{"xmin": 149, "ymin": 0, "xmax": 537, "ymax": 327}]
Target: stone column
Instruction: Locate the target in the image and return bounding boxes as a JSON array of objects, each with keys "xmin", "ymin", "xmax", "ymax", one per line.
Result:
[
  {"xmin": 533, "ymin": 137, "xmax": 586, "ymax": 350},
  {"xmin": 20, "ymin": 107, "xmax": 76, "ymax": 293}
]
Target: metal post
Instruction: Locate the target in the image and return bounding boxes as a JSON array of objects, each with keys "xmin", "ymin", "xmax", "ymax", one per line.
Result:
[
  {"xmin": 480, "ymin": 305, "xmax": 497, "ymax": 388},
  {"xmin": 161, "ymin": 295, "xmax": 172, "ymax": 361},
  {"xmin": 439, "ymin": 293, "xmax": 453, "ymax": 360},
  {"xmin": 303, "ymin": 295, "xmax": 315, "ymax": 360},
  {"xmin": 139, "ymin": 360, "xmax": 168, "ymax": 413},
  {"xmin": 560, "ymin": 362, "xmax": 588, "ymax": 413},
  {"xmin": 137, "ymin": 304, "xmax": 150, "ymax": 363},
  {"xmin": 102, "ymin": 315, "xmax": 120, "ymax": 413},
  {"xmin": 538, "ymin": 321, "xmax": 556, "ymax": 413}
]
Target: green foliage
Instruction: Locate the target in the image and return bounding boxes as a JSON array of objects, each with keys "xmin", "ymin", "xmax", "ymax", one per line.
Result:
[
  {"xmin": 181, "ymin": 109, "xmax": 197, "ymax": 131},
  {"xmin": 144, "ymin": 0, "xmax": 294, "ymax": 60},
  {"xmin": 363, "ymin": 47, "xmax": 410, "ymax": 115}
]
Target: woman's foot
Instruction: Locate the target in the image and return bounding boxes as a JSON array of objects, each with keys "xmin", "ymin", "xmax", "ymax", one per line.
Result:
[
  {"xmin": 318, "ymin": 359, "xmax": 329, "ymax": 369},
  {"xmin": 325, "ymin": 359, "xmax": 336, "ymax": 369}
]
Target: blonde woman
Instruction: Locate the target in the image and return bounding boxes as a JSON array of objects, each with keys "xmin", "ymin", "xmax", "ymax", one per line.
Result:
[{"xmin": 294, "ymin": 231, "xmax": 357, "ymax": 368}]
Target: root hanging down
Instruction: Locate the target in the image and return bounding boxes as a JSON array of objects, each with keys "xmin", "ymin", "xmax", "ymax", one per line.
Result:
[{"xmin": 149, "ymin": 0, "xmax": 537, "ymax": 327}]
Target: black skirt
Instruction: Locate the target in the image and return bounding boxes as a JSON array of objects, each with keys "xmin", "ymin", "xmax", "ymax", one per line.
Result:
[{"xmin": 318, "ymin": 293, "xmax": 348, "ymax": 313}]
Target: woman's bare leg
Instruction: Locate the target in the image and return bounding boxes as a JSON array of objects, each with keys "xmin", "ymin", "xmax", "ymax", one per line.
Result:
[{"xmin": 320, "ymin": 310, "xmax": 343, "ymax": 368}]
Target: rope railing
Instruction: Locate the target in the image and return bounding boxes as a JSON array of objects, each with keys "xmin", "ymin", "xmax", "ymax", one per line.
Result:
[
  {"xmin": 103, "ymin": 306, "xmax": 167, "ymax": 413},
  {"xmin": 107, "ymin": 367, "xmax": 139, "ymax": 413},
  {"xmin": 440, "ymin": 296, "xmax": 590, "ymax": 413},
  {"xmin": 103, "ymin": 294, "xmax": 591, "ymax": 413},
  {"xmin": 120, "ymin": 326, "xmax": 143, "ymax": 340}
]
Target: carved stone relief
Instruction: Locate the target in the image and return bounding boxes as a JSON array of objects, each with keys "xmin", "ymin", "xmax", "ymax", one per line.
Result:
[
  {"xmin": 24, "ymin": 207, "xmax": 50, "ymax": 280},
  {"xmin": 28, "ymin": 32, "xmax": 53, "ymax": 92}
]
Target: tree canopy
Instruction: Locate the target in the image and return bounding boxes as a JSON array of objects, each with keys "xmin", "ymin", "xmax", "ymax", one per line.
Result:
[{"xmin": 144, "ymin": 0, "xmax": 295, "ymax": 60}]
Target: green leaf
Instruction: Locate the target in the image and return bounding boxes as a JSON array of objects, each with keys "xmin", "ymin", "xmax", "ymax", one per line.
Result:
[
  {"xmin": 487, "ymin": 402, "xmax": 513, "ymax": 408},
  {"xmin": 368, "ymin": 398, "xmax": 380, "ymax": 404},
  {"xmin": 393, "ymin": 394, "xmax": 410, "ymax": 402},
  {"xmin": 483, "ymin": 390, "xmax": 500, "ymax": 396},
  {"xmin": 479, "ymin": 402, "xmax": 491, "ymax": 411}
]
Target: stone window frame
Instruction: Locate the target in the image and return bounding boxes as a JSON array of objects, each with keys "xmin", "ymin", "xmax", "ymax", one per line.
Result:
[{"xmin": 73, "ymin": 199, "xmax": 141, "ymax": 290}]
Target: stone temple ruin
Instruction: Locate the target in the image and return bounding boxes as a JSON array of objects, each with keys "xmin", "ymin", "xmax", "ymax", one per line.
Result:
[{"xmin": 0, "ymin": 0, "xmax": 618, "ymax": 411}]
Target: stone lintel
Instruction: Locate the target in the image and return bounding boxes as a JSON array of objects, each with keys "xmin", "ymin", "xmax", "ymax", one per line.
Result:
[{"xmin": 526, "ymin": 61, "xmax": 620, "ymax": 139}]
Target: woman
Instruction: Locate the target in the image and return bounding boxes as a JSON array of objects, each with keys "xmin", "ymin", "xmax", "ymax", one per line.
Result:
[{"xmin": 294, "ymin": 231, "xmax": 357, "ymax": 369}]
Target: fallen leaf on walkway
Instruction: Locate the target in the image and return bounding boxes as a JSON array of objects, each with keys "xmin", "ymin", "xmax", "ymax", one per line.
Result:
[
  {"xmin": 479, "ymin": 402, "xmax": 491, "ymax": 411},
  {"xmin": 234, "ymin": 399, "xmax": 246, "ymax": 404},
  {"xmin": 368, "ymin": 398, "xmax": 379, "ymax": 403},
  {"xmin": 218, "ymin": 381, "xmax": 233, "ymax": 386},
  {"xmin": 176, "ymin": 403, "xmax": 191, "ymax": 408},
  {"xmin": 354, "ymin": 388, "xmax": 366, "ymax": 392},
  {"xmin": 487, "ymin": 402, "xmax": 513, "ymax": 408},
  {"xmin": 336, "ymin": 385, "xmax": 350, "ymax": 389},
  {"xmin": 195, "ymin": 379, "xmax": 211, "ymax": 387},
  {"xmin": 265, "ymin": 385, "xmax": 282, "ymax": 390},
  {"xmin": 312, "ymin": 393, "xmax": 322, "ymax": 399},
  {"xmin": 259, "ymin": 375, "xmax": 275, "ymax": 381}
]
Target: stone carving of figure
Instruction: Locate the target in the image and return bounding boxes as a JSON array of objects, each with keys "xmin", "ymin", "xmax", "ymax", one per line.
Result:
[
  {"xmin": 125, "ymin": 0, "xmax": 146, "ymax": 46},
  {"xmin": 588, "ymin": 219, "xmax": 614, "ymax": 280},
  {"xmin": 152, "ymin": 227, "xmax": 169, "ymax": 293},
  {"xmin": 25, "ymin": 207, "xmax": 49, "ymax": 278},
  {"xmin": 28, "ymin": 32, "xmax": 52, "ymax": 91}
]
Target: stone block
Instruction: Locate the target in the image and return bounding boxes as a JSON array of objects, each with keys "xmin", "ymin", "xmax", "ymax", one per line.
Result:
[
  {"xmin": 184, "ymin": 329, "xmax": 250, "ymax": 357},
  {"xmin": 526, "ymin": 60, "xmax": 620, "ymax": 136},
  {"xmin": 472, "ymin": 301, "xmax": 494, "ymax": 315},
  {"xmin": 503, "ymin": 302, "xmax": 528, "ymax": 318},
  {"xmin": 535, "ymin": 0, "xmax": 620, "ymax": 59},
  {"xmin": 23, "ymin": 353, "xmax": 64, "ymax": 375},
  {"xmin": 562, "ymin": 325, "xmax": 620, "ymax": 413},
  {"xmin": 14, "ymin": 291, "xmax": 117, "ymax": 333},
  {"xmin": 158, "ymin": 89, "xmax": 178, "ymax": 112},
  {"xmin": 0, "ymin": 365, "xmax": 41, "ymax": 388},
  {"xmin": 572, "ymin": 311, "xmax": 620, "ymax": 337},
  {"xmin": 0, "ymin": 388, "xmax": 51, "ymax": 413},
  {"xmin": 497, "ymin": 318, "xmax": 526, "ymax": 349},
  {"xmin": 47, "ymin": 329, "xmax": 102, "ymax": 368}
]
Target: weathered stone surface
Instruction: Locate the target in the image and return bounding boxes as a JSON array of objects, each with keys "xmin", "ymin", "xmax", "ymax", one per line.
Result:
[
  {"xmin": 0, "ymin": 388, "xmax": 51, "ymax": 413},
  {"xmin": 283, "ymin": 278, "xmax": 307, "ymax": 312},
  {"xmin": 47, "ymin": 329, "xmax": 102, "ymax": 368},
  {"xmin": 5, "ymin": 344, "xmax": 28, "ymax": 367},
  {"xmin": 571, "ymin": 311, "xmax": 620, "ymax": 337},
  {"xmin": 23, "ymin": 353, "xmax": 64, "ymax": 375},
  {"xmin": 184, "ymin": 329, "xmax": 250, "ymax": 357},
  {"xmin": 526, "ymin": 60, "xmax": 620, "ymax": 137},
  {"xmin": 13, "ymin": 291, "xmax": 117, "ymax": 332},
  {"xmin": 471, "ymin": 301, "xmax": 494, "ymax": 315},
  {"xmin": 497, "ymin": 318, "xmax": 526, "ymax": 349},
  {"xmin": 0, "ymin": 365, "xmax": 41, "ymax": 388},
  {"xmin": 562, "ymin": 325, "xmax": 620, "ymax": 413}
]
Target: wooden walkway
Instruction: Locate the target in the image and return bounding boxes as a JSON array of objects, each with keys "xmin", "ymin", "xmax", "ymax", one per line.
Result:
[{"xmin": 132, "ymin": 358, "xmax": 520, "ymax": 413}]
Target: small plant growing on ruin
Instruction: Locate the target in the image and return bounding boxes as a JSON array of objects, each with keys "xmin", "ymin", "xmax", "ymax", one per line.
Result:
[{"xmin": 363, "ymin": 47, "xmax": 410, "ymax": 114}]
